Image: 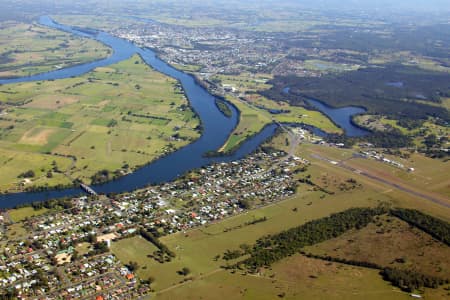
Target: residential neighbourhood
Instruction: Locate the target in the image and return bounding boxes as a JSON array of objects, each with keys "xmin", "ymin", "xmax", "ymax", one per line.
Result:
[
  {"xmin": 0, "ymin": 1, "xmax": 448, "ymax": 299},
  {"xmin": 0, "ymin": 149, "xmax": 306, "ymax": 299},
  {"xmin": 113, "ymin": 20, "xmax": 322, "ymax": 77}
]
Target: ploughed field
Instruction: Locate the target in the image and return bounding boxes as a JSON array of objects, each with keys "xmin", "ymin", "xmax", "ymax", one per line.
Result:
[{"xmin": 0, "ymin": 55, "xmax": 200, "ymax": 192}]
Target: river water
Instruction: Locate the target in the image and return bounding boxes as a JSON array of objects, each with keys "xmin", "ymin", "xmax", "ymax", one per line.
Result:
[
  {"xmin": 0, "ymin": 16, "xmax": 367, "ymax": 208},
  {"xmin": 0, "ymin": 16, "xmax": 278, "ymax": 208},
  {"xmin": 306, "ymin": 99, "xmax": 368, "ymax": 137}
]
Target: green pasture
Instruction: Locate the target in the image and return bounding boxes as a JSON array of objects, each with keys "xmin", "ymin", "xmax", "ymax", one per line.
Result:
[
  {"xmin": 111, "ymin": 236, "xmax": 159, "ymax": 280},
  {"xmin": 0, "ymin": 55, "xmax": 200, "ymax": 192},
  {"xmin": 136, "ymin": 187, "xmax": 385, "ymax": 292},
  {"xmin": 8, "ymin": 206, "xmax": 49, "ymax": 222},
  {"xmin": 0, "ymin": 21, "xmax": 109, "ymax": 78}
]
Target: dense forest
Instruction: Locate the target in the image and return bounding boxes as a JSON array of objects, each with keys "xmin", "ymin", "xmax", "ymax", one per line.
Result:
[
  {"xmin": 261, "ymin": 65, "xmax": 450, "ymax": 122},
  {"xmin": 325, "ymin": 129, "xmax": 414, "ymax": 148},
  {"xmin": 286, "ymin": 23, "xmax": 450, "ymax": 59}
]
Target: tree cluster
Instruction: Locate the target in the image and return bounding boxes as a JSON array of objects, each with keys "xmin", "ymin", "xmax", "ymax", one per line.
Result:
[
  {"xmin": 17, "ymin": 169, "xmax": 35, "ymax": 178},
  {"xmin": 215, "ymin": 98, "xmax": 232, "ymax": 118},
  {"xmin": 325, "ymin": 128, "xmax": 413, "ymax": 149},
  {"xmin": 90, "ymin": 169, "xmax": 110, "ymax": 184}
]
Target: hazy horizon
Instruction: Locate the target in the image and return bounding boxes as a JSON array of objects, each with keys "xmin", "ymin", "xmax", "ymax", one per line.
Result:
[{"xmin": 2, "ymin": 0, "xmax": 450, "ymax": 14}]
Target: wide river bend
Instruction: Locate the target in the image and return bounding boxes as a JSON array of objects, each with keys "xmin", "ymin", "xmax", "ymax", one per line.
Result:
[{"xmin": 0, "ymin": 16, "xmax": 368, "ymax": 208}]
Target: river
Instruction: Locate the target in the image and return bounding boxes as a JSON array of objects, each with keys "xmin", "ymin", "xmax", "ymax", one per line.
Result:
[
  {"xmin": 0, "ymin": 16, "xmax": 366, "ymax": 208},
  {"xmin": 306, "ymin": 99, "xmax": 368, "ymax": 137},
  {"xmin": 0, "ymin": 16, "xmax": 279, "ymax": 208},
  {"xmin": 281, "ymin": 87, "xmax": 369, "ymax": 137}
]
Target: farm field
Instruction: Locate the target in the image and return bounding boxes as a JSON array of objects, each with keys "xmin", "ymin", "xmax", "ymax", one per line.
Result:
[
  {"xmin": 261, "ymin": 130, "xmax": 450, "ymax": 218},
  {"xmin": 7, "ymin": 206, "xmax": 49, "ymax": 222},
  {"xmin": 133, "ymin": 186, "xmax": 384, "ymax": 293},
  {"xmin": 219, "ymin": 95, "xmax": 272, "ymax": 153},
  {"xmin": 212, "ymin": 74, "xmax": 342, "ymax": 134},
  {"xmin": 0, "ymin": 54, "xmax": 200, "ymax": 192},
  {"xmin": 444, "ymin": 97, "xmax": 450, "ymax": 110},
  {"xmin": 1, "ymin": 121, "xmax": 448, "ymax": 299},
  {"xmin": 52, "ymin": 14, "xmax": 148, "ymax": 32},
  {"xmin": 154, "ymin": 255, "xmax": 410, "ymax": 300},
  {"xmin": 0, "ymin": 148, "xmax": 74, "ymax": 192},
  {"xmin": 0, "ymin": 21, "xmax": 110, "ymax": 78},
  {"xmin": 304, "ymin": 215, "xmax": 450, "ymax": 280},
  {"xmin": 344, "ymin": 154, "xmax": 450, "ymax": 199},
  {"xmin": 111, "ymin": 235, "xmax": 159, "ymax": 281},
  {"xmin": 0, "ymin": 3, "xmax": 449, "ymax": 300},
  {"xmin": 262, "ymin": 131, "xmax": 450, "ymax": 220}
]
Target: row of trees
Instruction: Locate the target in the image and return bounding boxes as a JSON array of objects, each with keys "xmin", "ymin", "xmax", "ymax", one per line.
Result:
[
  {"xmin": 139, "ymin": 228, "xmax": 176, "ymax": 260},
  {"xmin": 381, "ymin": 267, "xmax": 448, "ymax": 292},
  {"xmin": 13, "ymin": 196, "xmax": 75, "ymax": 211},
  {"xmin": 301, "ymin": 252, "xmax": 449, "ymax": 292},
  {"xmin": 390, "ymin": 208, "xmax": 450, "ymax": 246},
  {"xmin": 302, "ymin": 252, "xmax": 382, "ymax": 270},
  {"xmin": 238, "ymin": 207, "xmax": 387, "ymax": 270},
  {"xmin": 304, "ymin": 251, "xmax": 450, "ymax": 292}
]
